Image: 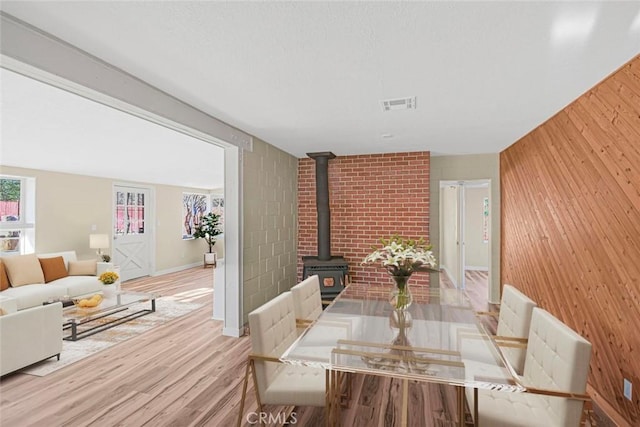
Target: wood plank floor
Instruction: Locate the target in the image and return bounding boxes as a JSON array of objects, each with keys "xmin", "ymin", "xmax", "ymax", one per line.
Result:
[
  {"xmin": 438, "ymin": 269, "xmax": 490, "ymax": 312},
  {"xmin": 0, "ymin": 267, "xmax": 608, "ymax": 426}
]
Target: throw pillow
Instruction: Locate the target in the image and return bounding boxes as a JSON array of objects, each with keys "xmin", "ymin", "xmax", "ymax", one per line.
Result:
[
  {"xmin": 0, "ymin": 261, "xmax": 10, "ymax": 290},
  {"xmin": 68, "ymin": 259, "xmax": 97, "ymax": 276},
  {"xmin": 39, "ymin": 256, "xmax": 69, "ymax": 283},
  {"xmin": 0, "ymin": 307, "xmax": 5, "ymax": 316},
  {"xmin": 2, "ymin": 254, "xmax": 45, "ymax": 287}
]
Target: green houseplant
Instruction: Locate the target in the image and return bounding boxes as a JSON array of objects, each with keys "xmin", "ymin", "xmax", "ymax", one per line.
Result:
[{"xmin": 193, "ymin": 212, "xmax": 222, "ymax": 267}]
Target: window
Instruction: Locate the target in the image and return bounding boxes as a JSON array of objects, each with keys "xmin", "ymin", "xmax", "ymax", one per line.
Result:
[
  {"xmin": 115, "ymin": 190, "xmax": 147, "ymax": 236},
  {"xmin": 0, "ymin": 175, "xmax": 36, "ymax": 255}
]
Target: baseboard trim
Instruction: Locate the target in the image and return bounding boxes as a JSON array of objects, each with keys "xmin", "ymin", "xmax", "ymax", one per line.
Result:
[
  {"xmin": 153, "ymin": 262, "xmax": 202, "ymax": 276},
  {"xmin": 464, "ymin": 266, "xmax": 489, "ymax": 271},
  {"xmin": 441, "ymin": 266, "xmax": 458, "ymax": 288},
  {"xmin": 223, "ymin": 326, "xmax": 244, "ymax": 337},
  {"xmin": 587, "ymin": 383, "xmax": 632, "ymax": 427}
]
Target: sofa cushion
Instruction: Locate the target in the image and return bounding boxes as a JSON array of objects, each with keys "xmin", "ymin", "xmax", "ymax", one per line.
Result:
[
  {"xmin": 0, "ymin": 296, "xmax": 18, "ymax": 314},
  {"xmin": 0, "ymin": 283, "xmax": 64, "ymax": 310},
  {"xmin": 38, "ymin": 251, "xmax": 78, "ymax": 270},
  {"xmin": 2, "ymin": 254, "xmax": 45, "ymax": 287},
  {"xmin": 39, "ymin": 256, "xmax": 69, "ymax": 283},
  {"xmin": 0, "ymin": 261, "xmax": 10, "ymax": 291},
  {"xmin": 68, "ymin": 259, "xmax": 97, "ymax": 276},
  {"xmin": 48, "ymin": 275, "xmax": 102, "ymax": 297}
]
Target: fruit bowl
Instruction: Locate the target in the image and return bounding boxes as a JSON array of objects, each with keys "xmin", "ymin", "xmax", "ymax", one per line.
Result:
[{"xmin": 73, "ymin": 294, "xmax": 103, "ymax": 308}]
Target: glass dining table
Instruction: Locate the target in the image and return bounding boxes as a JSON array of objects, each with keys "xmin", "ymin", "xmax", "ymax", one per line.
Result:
[{"xmin": 281, "ymin": 283, "xmax": 523, "ymax": 426}]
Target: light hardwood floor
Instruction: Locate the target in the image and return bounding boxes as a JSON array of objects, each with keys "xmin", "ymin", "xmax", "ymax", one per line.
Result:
[{"xmin": 0, "ymin": 267, "xmax": 605, "ymax": 426}]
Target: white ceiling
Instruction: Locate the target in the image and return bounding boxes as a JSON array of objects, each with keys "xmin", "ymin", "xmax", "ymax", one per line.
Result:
[
  {"xmin": 1, "ymin": 68, "xmax": 225, "ymax": 189},
  {"xmin": 1, "ymin": 1, "xmax": 639, "ymax": 170}
]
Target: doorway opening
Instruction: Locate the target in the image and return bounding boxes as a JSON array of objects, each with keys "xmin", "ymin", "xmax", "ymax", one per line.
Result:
[{"xmin": 439, "ymin": 180, "xmax": 491, "ymax": 310}]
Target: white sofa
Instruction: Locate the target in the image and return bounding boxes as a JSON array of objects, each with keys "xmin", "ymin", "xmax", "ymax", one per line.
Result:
[
  {"xmin": 0, "ymin": 296, "xmax": 63, "ymax": 376},
  {"xmin": 1, "ymin": 251, "xmax": 103, "ymax": 310}
]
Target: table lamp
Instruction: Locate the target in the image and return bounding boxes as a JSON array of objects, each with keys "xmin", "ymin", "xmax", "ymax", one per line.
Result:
[{"xmin": 89, "ymin": 233, "xmax": 110, "ymax": 261}]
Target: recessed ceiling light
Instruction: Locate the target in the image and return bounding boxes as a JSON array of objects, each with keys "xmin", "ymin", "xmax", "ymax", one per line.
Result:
[
  {"xmin": 380, "ymin": 96, "xmax": 417, "ymax": 112},
  {"xmin": 381, "ymin": 133, "xmax": 394, "ymax": 139}
]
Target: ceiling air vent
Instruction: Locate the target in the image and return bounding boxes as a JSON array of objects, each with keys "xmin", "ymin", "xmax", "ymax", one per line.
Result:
[{"xmin": 380, "ymin": 96, "xmax": 417, "ymax": 112}]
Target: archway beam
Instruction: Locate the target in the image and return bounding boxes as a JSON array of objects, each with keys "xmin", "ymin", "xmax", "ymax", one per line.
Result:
[
  {"xmin": 1, "ymin": 11, "xmax": 247, "ymax": 337},
  {"xmin": 0, "ymin": 11, "xmax": 252, "ymax": 151}
]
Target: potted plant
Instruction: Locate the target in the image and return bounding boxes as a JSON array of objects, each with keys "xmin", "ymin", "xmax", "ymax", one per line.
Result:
[
  {"xmin": 99, "ymin": 270, "xmax": 120, "ymax": 298},
  {"xmin": 193, "ymin": 212, "xmax": 222, "ymax": 267}
]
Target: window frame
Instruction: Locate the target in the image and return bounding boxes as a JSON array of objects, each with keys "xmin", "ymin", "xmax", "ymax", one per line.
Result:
[{"xmin": 0, "ymin": 175, "xmax": 36, "ymax": 255}]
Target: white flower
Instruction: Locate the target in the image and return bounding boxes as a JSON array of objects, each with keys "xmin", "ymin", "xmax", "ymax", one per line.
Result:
[{"xmin": 362, "ymin": 235, "xmax": 437, "ymax": 275}]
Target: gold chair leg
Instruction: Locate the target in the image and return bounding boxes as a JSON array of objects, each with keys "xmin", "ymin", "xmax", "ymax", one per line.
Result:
[
  {"xmin": 473, "ymin": 388, "xmax": 478, "ymax": 427},
  {"xmin": 237, "ymin": 359, "xmax": 252, "ymax": 427},
  {"xmin": 400, "ymin": 378, "xmax": 409, "ymax": 427},
  {"xmin": 334, "ymin": 370, "xmax": 341, "ymax": 426},
  {"xmin": 340, "ymin": 372, "xmax": 352, "ymax": 408},
  {"xmin": 247, "ymin": 359, "xmax": 266, "ymax": 426},
  {"xmin": 457, "ymin": 386, "xmax": 465, "ymax": 427},
  {"xmin": 326, "ymin": 369, "xmax": 341, "ymax": 427},
  {"xmin": 325, "ymin": 370, "xmax": 330, "ymax": 426}
]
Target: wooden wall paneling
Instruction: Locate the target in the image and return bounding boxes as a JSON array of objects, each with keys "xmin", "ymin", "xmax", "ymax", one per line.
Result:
[{"xmin": 501, "ymin": 55, "xmax": 640, "ymax": 424}]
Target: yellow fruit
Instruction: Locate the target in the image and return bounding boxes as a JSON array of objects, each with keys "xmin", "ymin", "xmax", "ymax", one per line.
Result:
[{"xmin": 79, "ymin": 299, "xmax": 89, "ymax": 306}]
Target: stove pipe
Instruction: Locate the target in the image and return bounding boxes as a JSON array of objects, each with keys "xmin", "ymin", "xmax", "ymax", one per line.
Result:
[{"xmin": 307, "ymin": 151, "xmax": 336, "ymax": 261}]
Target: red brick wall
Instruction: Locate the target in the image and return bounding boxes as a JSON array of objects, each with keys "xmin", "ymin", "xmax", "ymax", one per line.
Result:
[{"xmin": 297, "ymin": 152, "xmax": 431, "ymax": 287}]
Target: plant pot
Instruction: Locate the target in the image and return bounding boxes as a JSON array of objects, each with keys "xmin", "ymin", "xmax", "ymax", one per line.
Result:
[
  {"xmin": 204, "ymin": 252, "xmax": 217, "ymax": 268},
  {"xmin": 102, "ymin": 284, "xmax": 118, "ymax": 299}
]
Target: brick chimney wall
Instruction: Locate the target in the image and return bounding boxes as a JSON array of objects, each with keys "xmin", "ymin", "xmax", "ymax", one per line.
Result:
[{"xmin": 297, "ymin": 152, "xmax": 431, "ymax": 287}]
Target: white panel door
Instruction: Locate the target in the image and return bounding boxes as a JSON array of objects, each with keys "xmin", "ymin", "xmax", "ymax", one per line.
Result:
[{"xmin": 113, "ymin": 185, "xmax": 151, "ymax": 281}]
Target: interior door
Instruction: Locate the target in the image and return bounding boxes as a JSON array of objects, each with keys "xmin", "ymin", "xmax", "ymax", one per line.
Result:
[
  {"xmin": 440, "ymin": 180, "xmax": 491, "ymax": 304},
  {"xmin": 440, "ymin": 183, "xmax": 463, "ymax": 288},
  {"xmin": 113, "ymin": 185, "xmax": 152, "ymax": 281}
]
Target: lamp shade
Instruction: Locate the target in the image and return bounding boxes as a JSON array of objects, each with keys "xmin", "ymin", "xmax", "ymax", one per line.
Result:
[{"xmin": 89, "ymin": 234, "xmax": 110, "ymax": 249}]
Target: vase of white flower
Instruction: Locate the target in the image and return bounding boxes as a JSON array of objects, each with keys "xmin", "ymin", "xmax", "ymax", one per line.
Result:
[
  {"xmin": 389, "ymin": 273, "xmax": 413, "ymax": 310},
  {"xmin": 362, "ymin": 235, "xmax": 437, "ymax": 310}
]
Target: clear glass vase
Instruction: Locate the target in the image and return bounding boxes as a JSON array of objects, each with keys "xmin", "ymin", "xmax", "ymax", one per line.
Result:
[{"xmin": 389, "ymin": 274, "xmax": 413, "ymax": 311}]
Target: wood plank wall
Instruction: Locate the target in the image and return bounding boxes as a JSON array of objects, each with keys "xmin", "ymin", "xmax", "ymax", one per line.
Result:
[{"xmin": 501, "ymin": 54, "xmax": 640, "ymax": 425}]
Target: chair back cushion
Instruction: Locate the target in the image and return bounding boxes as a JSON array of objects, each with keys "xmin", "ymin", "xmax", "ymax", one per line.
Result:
[
  {"xmin": 248, "ymin": 292, "xmax": 298, "ymax": 399},
  {"xmin": 290, "ymin": 275, "xmax": 322, "ymax": 321},
  {"xmin": 523, "ymin": 308, "xmax": 592, "ymax": 426},
  {"xmin": 497, "ymin": 284, "xmax": 537, "ymax": 373}
]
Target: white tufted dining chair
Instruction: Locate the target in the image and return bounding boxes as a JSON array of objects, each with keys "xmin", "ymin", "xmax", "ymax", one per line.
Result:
[
  {"xmin": 237, "ymin": 292, "xmax": 326, "ymax": 427},
  {"xmin": 455, "ymin": 284, "xmax": 537, "ymax": 375},
  {"xmin": 491, "ymin": 284, "xmax": 537, "ymax": 374},
  {"xmin": 290, "ymin": 274, "xmax": 323, "ymax": 326},
  {"xmin": 470, "ymin": 307, "xmax": 592, "ymax": 427}
]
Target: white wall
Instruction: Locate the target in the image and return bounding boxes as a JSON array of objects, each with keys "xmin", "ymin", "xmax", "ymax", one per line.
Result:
[
  {"xmin": 0, "ymin": 165, "xmax": 210, "ymax": 272},
  {"xmin": 430, "ymin": 154, "xmax": 500, "ymax": 303}
]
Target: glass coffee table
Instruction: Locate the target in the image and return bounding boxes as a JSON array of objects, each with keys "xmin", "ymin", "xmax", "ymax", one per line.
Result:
[{"xmin": 62, "ymin": 291, "xmax": 157, "ymax": 341}]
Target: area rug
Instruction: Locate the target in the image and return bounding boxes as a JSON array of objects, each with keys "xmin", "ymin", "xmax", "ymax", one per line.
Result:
[{"xmin": 20, "ymin": 296, "xmax": 205, "ymax": 377}]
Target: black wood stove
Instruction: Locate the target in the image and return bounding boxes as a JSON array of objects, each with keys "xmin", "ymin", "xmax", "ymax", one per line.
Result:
[{"xmin": 302, "ymin": 152, "xmax": 349, "ymax": 302}]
